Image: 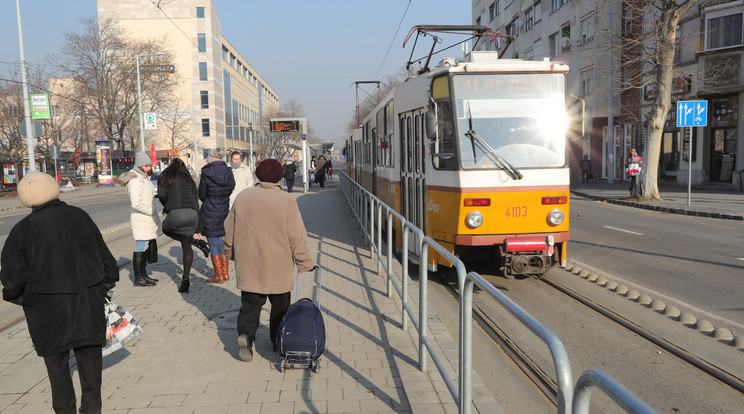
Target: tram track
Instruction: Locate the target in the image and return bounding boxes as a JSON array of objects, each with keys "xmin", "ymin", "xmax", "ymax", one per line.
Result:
[
  {"xmin": 540, "ymin": 274, "xmax": 744, "ymax": 395},
  {"xmin": 431, "ymin": 266, "xmax": 744, "ymax": 412}
]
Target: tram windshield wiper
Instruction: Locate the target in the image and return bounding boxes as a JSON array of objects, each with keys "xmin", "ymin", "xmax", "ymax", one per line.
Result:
[{"xmin": 464, "ymin": 103, "xmax": 523, "ymax": 180}]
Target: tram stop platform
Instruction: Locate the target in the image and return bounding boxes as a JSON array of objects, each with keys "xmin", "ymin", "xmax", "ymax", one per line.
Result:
[{"xmin": 0, "ymin": 178, "xmax": 501, "ymax": 413}]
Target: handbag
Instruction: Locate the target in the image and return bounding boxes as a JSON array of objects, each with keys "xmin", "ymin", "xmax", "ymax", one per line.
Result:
[
  {"xmin": 146, "ymin": 239, "xmax": 158, "ymax": 263},
  {"xmin": 103, "ymin": 299, "xmax": 143, "ymax": 357},
  {"xmin": 587, "ymin": 171, "xmax": 594, "ymax": 179}
]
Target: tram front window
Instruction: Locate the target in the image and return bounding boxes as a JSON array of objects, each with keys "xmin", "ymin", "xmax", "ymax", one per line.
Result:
[{"xmin": 453, "ymin": 73, "xmax": 567, "ymax": 169}]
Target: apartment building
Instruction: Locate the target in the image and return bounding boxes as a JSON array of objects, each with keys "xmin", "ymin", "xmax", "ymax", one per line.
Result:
[
  {"xmin": 97, "ymin": 0, "xmax": 279, "ymax": 171},
  {"xmin": 473, "ymin": 0, "xmax": 744, "ymax": 189}
]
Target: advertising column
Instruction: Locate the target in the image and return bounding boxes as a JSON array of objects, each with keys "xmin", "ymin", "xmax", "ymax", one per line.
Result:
[{"xmin": 96, "ymin": 139, "xmax": 114, "ymax": 187}]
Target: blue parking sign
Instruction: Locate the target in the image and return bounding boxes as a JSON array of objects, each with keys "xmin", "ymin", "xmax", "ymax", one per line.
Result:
[{"xmin": 676, "ymin": 100, "xmax": 707, "ymax": 127}]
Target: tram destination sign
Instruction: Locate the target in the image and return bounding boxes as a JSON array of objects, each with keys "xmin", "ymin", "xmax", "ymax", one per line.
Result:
[{"xmin": 270, "ymin": 120, "xmax": 300, "ymax": 132}]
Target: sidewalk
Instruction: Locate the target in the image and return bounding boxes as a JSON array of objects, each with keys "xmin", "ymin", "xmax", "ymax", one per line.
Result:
[
  {"xmin": 0, "ymin": 179, "xmax": 499, "ymax": 414},
  {"xmin": 571, "ymin": 179, "xmax": 744, "ymax": 221}
]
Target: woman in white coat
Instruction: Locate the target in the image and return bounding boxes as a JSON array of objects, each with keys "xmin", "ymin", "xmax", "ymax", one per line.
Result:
[{"xmin": 118, "ymin": 151, "xmax": 161, "ymax": 286}]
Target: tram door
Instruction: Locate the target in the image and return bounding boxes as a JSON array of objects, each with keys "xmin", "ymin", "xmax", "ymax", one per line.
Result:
[
  {"xmin": 354, "ymin": 141, "xmax": 362, "ymax": 181},
  {"xmin": 399, "ymin": 111, "xmax": 426, "ymax": 258}
]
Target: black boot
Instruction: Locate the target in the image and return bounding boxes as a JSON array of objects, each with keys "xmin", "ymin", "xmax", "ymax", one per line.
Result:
[
  {"xmin": 192, "ymin": 238, "xmax": 210, "ymax": 258},
  {"xmin": 178, "ymin": 275, "xmax": 190, "ymax": 293},
  {"xmin": 133, "ymin": 252, "xmax": 155, "ymax": 287}
]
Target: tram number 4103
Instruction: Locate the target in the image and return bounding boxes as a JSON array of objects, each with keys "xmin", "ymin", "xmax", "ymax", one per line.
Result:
[{"xmin": 505, "ymin": 206, "xmax": 527, "ymax": 217}]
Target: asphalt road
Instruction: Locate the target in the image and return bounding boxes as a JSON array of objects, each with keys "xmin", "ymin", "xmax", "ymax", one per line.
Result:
[{"xmin": 569, "ymin": 195, "xmax": 744, "ymax": 328}]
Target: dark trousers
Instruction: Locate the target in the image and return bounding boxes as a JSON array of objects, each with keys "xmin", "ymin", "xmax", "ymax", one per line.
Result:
[
  {"xmin": 581, "ymin": 171, "xmax": 590, "ymax": 183},
  {"xmin": 285, "ymin": 179, "xmax": 294, "ymax": 193},
  {"xmin": 629, "ymin": 175, "xmax": 638, "ymax": 196},
  {"xmin": 237, "ymin": 291, "xmax": 291, "ymax": 344},
  {"xmin": 43, "ymin": 345, "xmax": 102, "ymax": 414}
]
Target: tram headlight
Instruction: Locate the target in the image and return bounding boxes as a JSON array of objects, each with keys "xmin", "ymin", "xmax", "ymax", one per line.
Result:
[
  {"xmin": 547, "ymin": 209, "xmax": 564, "ymax": 226},
  {"xmin": 466, "ymin": 211, "xmax": 484, "ymax": 229}
]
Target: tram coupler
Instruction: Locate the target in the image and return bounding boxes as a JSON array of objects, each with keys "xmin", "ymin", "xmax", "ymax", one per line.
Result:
[{"xmin": 501, "ymin": 236, "xmax": 554, "ymax": 276}]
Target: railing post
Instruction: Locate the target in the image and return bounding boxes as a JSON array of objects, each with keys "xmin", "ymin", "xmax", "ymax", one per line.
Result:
[
  {"xmin": 401, "ymin": 223, "xmax": 409, "ymax": 331},
  {"xmin": 377, "ymin": 202, "xmax": 383, "ymax": 276},
  {"xmin": 461, "ymin": 275, "xmax": 474, "ymax": 414},
  {"xmin": 368, "ymin": 196, "xmax": 375, "ymax": 257},
  {"xmin": 419, "ymin": 237, "xmax": 428, "ymax": 371},
  {"xmin": 386, "ymin": 209, "xmax": 393, "ymax": 298}
]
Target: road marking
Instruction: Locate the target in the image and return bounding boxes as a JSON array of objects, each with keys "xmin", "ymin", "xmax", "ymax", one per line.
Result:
[
  {"xmin": 603, "ymin": 226, "xmax": 643, "ymax": 235},
  {"xmin": 697, "ymin": 222, "xmax": 736, "ymax": 230},
  {"xmin": 737, "ymin": 258, "xmax": 744, "ymax": 262}
]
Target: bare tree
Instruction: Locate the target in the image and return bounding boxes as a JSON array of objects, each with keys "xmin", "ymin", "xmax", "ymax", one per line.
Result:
[
  {"xmin": 159, "ymin": 102, "xmax": 193, "ymax": 154},
  {"xmin": 48, "ymin": 17, "xmax": 177, "ymax": 153}
]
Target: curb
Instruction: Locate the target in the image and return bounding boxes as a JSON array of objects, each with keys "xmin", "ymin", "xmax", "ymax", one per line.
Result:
[
  {"xmin": 570, "ymin": 190, "xmax": 744, "ymax": 221},
  {"xmin": 565, "ymin": 261, "xmax": 744, "ymax": 349}
]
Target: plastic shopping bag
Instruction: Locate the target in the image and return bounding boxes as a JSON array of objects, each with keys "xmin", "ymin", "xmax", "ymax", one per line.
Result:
[{"xmin": 102, "ymin": 299, "xmax": 143, "ymax": 356}]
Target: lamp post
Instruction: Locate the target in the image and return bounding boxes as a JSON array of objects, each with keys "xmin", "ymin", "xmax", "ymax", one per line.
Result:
[{"xmin": 15, "ymin": 0, "xmax": 35, "ymax": 171}]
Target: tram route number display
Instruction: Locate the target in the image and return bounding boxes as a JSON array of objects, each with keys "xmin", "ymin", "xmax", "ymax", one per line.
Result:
[{"xmin": 270, "ymin": 120, "xmax": 300, "ymax": 132}]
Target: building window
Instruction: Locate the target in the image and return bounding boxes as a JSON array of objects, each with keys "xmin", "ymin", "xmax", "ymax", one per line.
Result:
[
  {"xmin": 200, "ymin": 91, "xmax": 209, "ymax": 109},
  {"xmin": 196, "ymin": 7, "xmax": 204, "ymax": 18},
  {"xmin": 525, "ymin": 46, "xmax": 534, "ymax": 61},
  {"xmin": 525, "ymin": 7, "xmax": 534, "ymax": 31},
  {"xmin": 201, "ymin": 118, "xmax": 210, "ymax": 137},
  {"xmin": 707, "ymin": 12, "xmax": 743, "ymax": 50},
  {"xmin": 561, "ymin": 24, "xmax": 571, "ymax": 52},
  {"xmin": 551, "ymin": 0, "xmax": 567, "ymax": 13},
  {"xmin": 549, "ymin": 32, "xmax": 559, "ymax": 57},
  {"xmin": 533, "ymin": 40, "xmax": 542, "ymax": 60},
  {"xmin": 534, "ymin": 1, "xmax": 541, "ymax": 22},
  {"xmin": 580, "ymin": 66, "xmax": 593, "ymax": 95},
  {"xmin": 489, "ymin": 3, "xmax": 497, "ymax": 21},
  {"xmin": 581, "ymin": 13, "xmax": 595, "ymax": 44},
  {"xmin": 197, "ymin": 33, "xmax": 206, "ymax": 52},
  {"xmin": 199, "ymin": 62, "xmax": 207, "ymax": 80},
  {"xmin": 51, "ymin": 105, "xmax": 60, "ymax": 118}
]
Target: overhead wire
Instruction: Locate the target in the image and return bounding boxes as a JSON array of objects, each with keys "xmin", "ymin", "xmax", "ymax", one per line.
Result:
[{"xmin": 373, "ymin": 0, "xmax": 412, "ymax": 82}]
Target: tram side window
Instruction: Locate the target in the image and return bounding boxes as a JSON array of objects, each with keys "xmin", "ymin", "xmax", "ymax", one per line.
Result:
[{"xmin": 432, "ymin": 100, "xmax": 458, "ymax": 170}]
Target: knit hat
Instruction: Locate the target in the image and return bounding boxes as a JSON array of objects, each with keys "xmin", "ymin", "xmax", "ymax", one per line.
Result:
[
  {"xmin": 18, "ymin": 172, "xmax": 60, "ymax": 208},
  {"xmin": 255, "ymin": 159, "xmax": 283, "ymax": 183},
  {"xmin": 207, "ymin": 147, "xmax": 226, "ymax": 164},
  {"xmin": 135, "ymin": 150, "xmax": 151, "ymax": 167}
]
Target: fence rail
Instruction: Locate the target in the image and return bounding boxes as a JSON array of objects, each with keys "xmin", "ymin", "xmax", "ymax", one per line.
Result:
[{"xmin": 337, "ymin": 172, "xmax": 655, "ymax": 414}]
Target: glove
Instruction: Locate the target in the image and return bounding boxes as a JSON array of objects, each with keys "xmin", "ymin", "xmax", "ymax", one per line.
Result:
[{"xmin": 103, "ymin": 281, "xmax": 116, "ymax": 300}]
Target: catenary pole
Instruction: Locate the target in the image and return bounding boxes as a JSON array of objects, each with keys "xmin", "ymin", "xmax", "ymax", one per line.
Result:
[{"xmin": 16, "ymin": 0, "xmax": 36, "ymax": 172}]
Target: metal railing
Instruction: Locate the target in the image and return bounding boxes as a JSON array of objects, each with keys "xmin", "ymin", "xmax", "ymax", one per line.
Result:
[{"xmin": 337, "ymin": 171, "xmax": 655, "ymax": 414}]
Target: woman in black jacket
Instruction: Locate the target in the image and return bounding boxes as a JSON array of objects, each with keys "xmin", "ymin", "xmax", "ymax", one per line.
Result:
[
  {"xmin": 198, "ymin": 148, "xmax": 235, "ymax": 283},
  {"xmin": 1, "ymin": 172, "xmax": 119, "ymax": 414},
  {"xmin": 158, "ymin": 158, "xmax": 208, "ymax": 293}
]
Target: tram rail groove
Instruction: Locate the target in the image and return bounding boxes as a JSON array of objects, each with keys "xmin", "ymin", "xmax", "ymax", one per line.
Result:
[
  {"xmin": 431, "ymin": 271, "xmax": 560, "ymax": 410},
  {"xmin": 541, "ymin": 274, "xmax": 744, "ymax": 395}
]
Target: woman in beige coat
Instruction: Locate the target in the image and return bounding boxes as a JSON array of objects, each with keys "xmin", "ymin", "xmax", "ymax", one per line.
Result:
[
  {"xmin": 118, "ymin": 151, "xmax": 161, "ymax": 287},
  {"xmin": 224, "ymin": 158, "xmax": 315, "ymax": 362}
]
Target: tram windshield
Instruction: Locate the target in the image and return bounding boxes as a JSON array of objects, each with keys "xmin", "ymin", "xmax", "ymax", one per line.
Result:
[{"xmin": 453, "ymin": 73, "xmax": 567, "ymax": 169}]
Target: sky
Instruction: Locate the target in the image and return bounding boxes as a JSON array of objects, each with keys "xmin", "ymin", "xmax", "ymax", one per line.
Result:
[{"xmin": 0, "ymin": 0, "xmax": 471, "ymax": 149}]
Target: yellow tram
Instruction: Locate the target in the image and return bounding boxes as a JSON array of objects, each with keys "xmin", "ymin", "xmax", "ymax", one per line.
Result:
[{"xmin": 346, "ymin": 28, "xmax": 571, "ymax": 277}]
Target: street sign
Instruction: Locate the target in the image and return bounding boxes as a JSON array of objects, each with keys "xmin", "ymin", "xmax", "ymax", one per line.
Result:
[
  {"xmin": 50, "ymin": 145, "xmax": 61, "ymax": 159},
  {"xmin": 301, "ymin": 134, "xmax": 307, "ymax": 140},
  {"xmin": 30, "ymin": 94, "xmax": 51, "ymax": 120},
  {"xmin": 676, "ymin": 100, "xmax": 708, "ymax": 127},
  {"xmin": 144, "ymin": 112, "xmax": 158, "ymax": 130},
  {"xmin": 139, "ymin": 64, "xmax": 175, "ymax": 73},
  {"xmin": 19, "ymin": 121, "xmax": 41, "ymax": 137}
]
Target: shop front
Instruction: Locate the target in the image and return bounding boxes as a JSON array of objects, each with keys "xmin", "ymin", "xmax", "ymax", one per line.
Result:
[{"xmin": 708, "ymin": 95, "xmax": 738, "ymax": 182}]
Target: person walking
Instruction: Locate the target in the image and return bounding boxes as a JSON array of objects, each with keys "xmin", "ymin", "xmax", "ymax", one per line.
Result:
[
  {"xmin": 199, "ymin": 147, "xmax": 235, "ymax": 283},
  {"xmin": 326, "ymin": 156, "xmax": 333, "ymax": 180},
  {"xmin": 157, "ymin": 158, "xmax": 207, "ymax": 294},
  {"xmin": 1, "ymin": 172, "xmax": 119, "ymax": 414},
  {"xmin": 309, "ymin": 155, "xmax": 317, "ymax": 187},
  {"xmin": 224, "ymin": 159, "xmax": 315, "ymax": 362},
  {"xmin": 579, "ymin": 155, "xmax": 592, "ymax": 184},
  {"xmin": 625, "ymin": 148, "xmax": 643, "ymax": 197},
  {"xmin": 118, "ymin": 150, "xmax": 161, "ymax": 287},
  {"xmin": 283, "ymin": 159, "xmax": 296, "ymax": 192},
  {"xmin": 315, "ymin": 155, "xmax": 327, "ymax": 188},
  {"xmin": 228, "ymin": 151, "xmax": 254, "ymax": 209}
]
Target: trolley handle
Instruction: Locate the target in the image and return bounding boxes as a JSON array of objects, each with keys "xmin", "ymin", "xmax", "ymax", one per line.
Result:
[{"xmin": 294, "ymin": 265, "xmax": 322, "ymax": 306}]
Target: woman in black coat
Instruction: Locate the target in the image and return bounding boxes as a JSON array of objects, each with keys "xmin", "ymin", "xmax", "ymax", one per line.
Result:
[
  {"xmin": 158, "ymin": 158, "xmax": 209, "ymax": 293},
  {"xmin": 0, "ymin": 172, "xmax": 119, "ymax": 414},
  {"xmin": 198, "ymin": 147, "xmax": 235, "ymax": 283}
]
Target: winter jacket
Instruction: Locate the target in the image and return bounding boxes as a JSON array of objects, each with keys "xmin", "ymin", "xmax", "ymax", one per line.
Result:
[
  {"xmin": 626, "ymin": 154, "xmax": 642, "ymax": 176},
  {"xmin": 229, "ymin": 162, "xmax": 254, "ymax": 209},
  {"xmin": 283, "ymin": 162, "xmax": 296, "ymax": 180},
  {"xmin": 0, "ymin": 199, "xmax": 119, "ymax": 356},
  {"xmin": 157, "ymin": 166, "xmax": 199, "ymax": 213},
  {"xmin": 198, "ymin": 161, "xmax": 235, "ymax": 237},
  {"xmin": 119, "ymin": 168, "xmax": 161, "ymax": 240},
  {"xmin": 579, "ymin": 158, "xmax": 592, "ymax": 172},
  {"xmin": 224, "ymin": 182, "xmax": 314, "ymax": 294}
]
